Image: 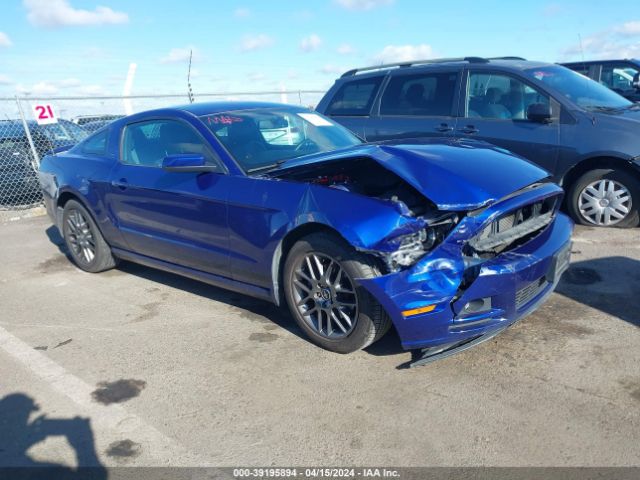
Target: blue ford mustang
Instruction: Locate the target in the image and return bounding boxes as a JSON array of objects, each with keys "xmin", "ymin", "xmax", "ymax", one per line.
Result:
[{"xmin": 39, "ymin": 102, "xmax": 573, "ymax": 366}]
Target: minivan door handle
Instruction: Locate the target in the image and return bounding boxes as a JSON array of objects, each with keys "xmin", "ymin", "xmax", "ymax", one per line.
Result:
[
  {"xmin": 459, "ymin": 125, "xmax": 479, "ymax": 134},
  {"xmin": 435, "ymin": 123, "xmax": 453, "ymax": 132},
  {"xmin": 111, "ymin": 178, "xmax": 128, "ymax": 190}
]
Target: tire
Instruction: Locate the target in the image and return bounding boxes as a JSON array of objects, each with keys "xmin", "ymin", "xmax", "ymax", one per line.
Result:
[
  {"xmin": 283, "ymin": 232, "xmax": 391, "ymax": 353},
  {"xmin": 566, "ymin": 168, "xmax": 640, "ymax": 228},
  {"xmin": 62, "ymin": 199, "xmax": 118, "ymax": 273}
]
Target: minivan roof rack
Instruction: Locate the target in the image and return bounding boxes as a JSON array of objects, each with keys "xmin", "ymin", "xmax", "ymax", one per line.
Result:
[{"xmin": 340, "ymin": 56, "xmax": 527, "ymax": 77}]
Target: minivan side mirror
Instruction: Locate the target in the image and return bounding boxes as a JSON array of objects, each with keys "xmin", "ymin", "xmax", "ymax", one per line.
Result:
[
  {"xmin": 527, "ymin": 103, "xmax": 553, "ymax": 123},
  {"xmin": 633, "ymin": 72, "xmax": 640, "ymax": 90},
  {"xmin": 162, "ymin": 154, "xmax": 215, "ymax": 172}
]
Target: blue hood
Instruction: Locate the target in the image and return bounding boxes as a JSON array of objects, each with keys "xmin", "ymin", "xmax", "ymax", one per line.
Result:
[{"xmin": 275, "ymin": 139, "xmax": 550, "ymax": 210}]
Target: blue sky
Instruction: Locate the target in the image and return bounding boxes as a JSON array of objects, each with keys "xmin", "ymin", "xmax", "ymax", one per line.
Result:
[{"xmin": 0, "ymin": 0, "xmax": 638, "ymax": 98}]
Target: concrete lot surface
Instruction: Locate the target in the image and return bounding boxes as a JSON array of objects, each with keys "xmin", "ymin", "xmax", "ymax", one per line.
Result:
[{"xmin": 0, "ymin": 216, "xmax": 639, "ymax": 468}]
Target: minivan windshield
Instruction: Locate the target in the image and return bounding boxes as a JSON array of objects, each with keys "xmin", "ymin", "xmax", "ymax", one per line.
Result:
[
  {"xmin": 201, "ymin": 108, "xmax": 361, "ymax": 172},
  {"xmin": 525, "ymin": 65, "xmax": 633, "ymax": 110}
]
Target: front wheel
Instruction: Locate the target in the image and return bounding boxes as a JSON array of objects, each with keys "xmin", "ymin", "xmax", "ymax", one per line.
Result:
[
  {"xmin": 283, "ymin": 232, "xmax": 391, "ymax": 353},
  {"xmin": 566, "ymin": 169, "xmax": 639, "ymax": 227},
  {"xmin": 62, "ymin": 199, "xmax": 118, "ymax": 272}
]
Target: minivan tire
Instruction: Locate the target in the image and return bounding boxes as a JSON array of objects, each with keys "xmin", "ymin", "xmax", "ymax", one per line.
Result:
[{"xmin": 567, "ymin": 169, "xmax": 640, "ymax": 228}]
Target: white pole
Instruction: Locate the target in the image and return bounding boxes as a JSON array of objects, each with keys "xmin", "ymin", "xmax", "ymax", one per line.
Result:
[
  {"xmin": 123, "ymin": 63, "xmax": 137, "ymax": 115},
  {"xmin": 15, "ymin": 96, "xmax": 40, "ymax": 167},
  {"xmin": 280, "ymin": 83, "xmax": 288, "ymax": 104}
]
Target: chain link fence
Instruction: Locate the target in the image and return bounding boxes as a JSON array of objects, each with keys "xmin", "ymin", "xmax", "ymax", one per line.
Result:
[{"xmin": 0, "ymin": 90, "xmax": 324, "ymax": 223}]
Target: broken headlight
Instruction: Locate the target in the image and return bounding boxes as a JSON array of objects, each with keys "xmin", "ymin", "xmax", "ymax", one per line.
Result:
[{"xmin": 385, "ymin": 215, "xmax": 458, "ymax": 272}]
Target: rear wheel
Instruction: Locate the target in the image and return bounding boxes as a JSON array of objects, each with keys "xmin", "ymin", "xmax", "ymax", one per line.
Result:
[
  {"xmin": 567, "ymin": 169, "xmax": 639, "ymax": 227},
  {"xmin": 62, "ymin": 199, "xmax": 118, "ymax": 272},
  {"xmin": 283, "ymin": 232, "xmax": 391, "ymax": 353}
]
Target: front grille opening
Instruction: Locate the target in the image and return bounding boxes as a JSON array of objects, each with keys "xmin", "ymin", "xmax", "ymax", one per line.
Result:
[{"xmin": 468, "ymin": 196, "xmax": 559, "ymax": 255}]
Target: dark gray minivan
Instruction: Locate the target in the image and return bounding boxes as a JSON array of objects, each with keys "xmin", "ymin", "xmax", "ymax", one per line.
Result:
[{"xmin": 316, "ymin": 57, "xmax": 640, "ymax": 227}]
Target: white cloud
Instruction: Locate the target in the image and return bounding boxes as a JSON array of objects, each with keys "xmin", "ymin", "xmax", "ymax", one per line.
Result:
[
  {"xmin": 23, "ymin": 0, "xmax": 129, "ymax": 28},
  {"xmin": 234, "ymin": 7, "xmax": 251, "ymax": 18},
  {"xmin": 78, "ymin": 84, "xmax": 104, "ymax": 95},
  {"xmin": 160, "ymin": 46, "xmax": 200, "ymax": 64},
  {"xmin": 334, "ymin": 0, "xmax": 393, "ymax": 10},
  {"xmin": 319, "ymin": 64, "xmax": 346, "ymax": 75},
  {"xmin": 0, "ymin": 32, "xmax": 12, "ymax": 47},
  {"xmin": 58, "ymin": 77, "xmax": 81, "ymax": 88},
  {"xmin": 561, "ymin": 20, "xmax": 640, "ymax": 60},
  {"xmin": 337, "ymin": 43, "xmax": 356, "ymax": 55},
  {"xmin": 238, "ymin": 34, "xmax": 274, "ymax": 52},
  {"xmin": 300, "ymin": 34, "xmax": 322, "ymax": 52},
  {"xmin": 14, "ymin": 78, "xmax": 109, "ymax": 96},
  {"xmin": 374, "ymin": 44, "xmax": 435, "ymax": 63},
  {"xmin": 247, "ymin": 72, "xmax": 266, "ymax": 82},
  {"xmin": 0, "ymin": 74, "xmax": 12, "ymax": 85},
  {"xmin": 17, "ymin": 81, "xmax": 59, "ymax": 95},
  {"xmin": 616, "ymin": 21, "xmax": 640, "ymax": 36}
]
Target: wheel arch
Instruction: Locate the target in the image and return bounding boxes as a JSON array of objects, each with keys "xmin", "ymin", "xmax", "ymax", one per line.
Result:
[
  {"xmin": 560, "ymin": 156, "xmax": 640, "ymax": 194},
  {"xmin": 271, "ymin": 222, "xmax": 352, "ymax": 306},
  {"xmin": 55, "ymin": 189, "xmax": 104, "ymax": 238}
]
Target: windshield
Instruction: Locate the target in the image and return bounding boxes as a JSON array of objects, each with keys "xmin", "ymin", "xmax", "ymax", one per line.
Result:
[
  {"xmin": 200, "ymin": 108, "xmax": 361, "ymax": 172},
  {"xmin": 525, "ymin": 65, "xmax": 633, "ymax": 110}
]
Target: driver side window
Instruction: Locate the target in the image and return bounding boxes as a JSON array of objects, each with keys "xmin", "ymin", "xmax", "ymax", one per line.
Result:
[
  {"xmin": 121, "ymin": 119, "xmax": 223, "ymax": 169},
  {"xmin": 466, "ymin": 72, "xmax": 550, "ymax": 120}
]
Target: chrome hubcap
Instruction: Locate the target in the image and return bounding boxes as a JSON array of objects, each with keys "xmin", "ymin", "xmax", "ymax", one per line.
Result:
[
  {"xmin": 66, "ymin": 209, "xmax": 96, "ymax": 264},
  {"xmin": 578, "ymin": 179, "xmax": 631, "ymax": 226},
  {"xmin": 292, "ymin": 253, "xmax": 358, "ymax": 338}
]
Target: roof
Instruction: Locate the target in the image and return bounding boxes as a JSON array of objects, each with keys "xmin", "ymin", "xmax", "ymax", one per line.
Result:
[
  {"xmin": 340, "ymin": 56, "xmax": 553, "ymax": 78},
  {"xmin": 174, "ymin": 101, "xmax": 307, "ymax": 116}
]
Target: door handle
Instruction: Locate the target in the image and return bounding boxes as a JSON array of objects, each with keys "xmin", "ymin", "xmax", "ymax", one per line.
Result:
[
  {"xmin": 459, "ymin": 125, "xmax": 479, "ymax": 134},
  {"xmin": 435, "ymin": 123, "xmax": 453, "ymax": 132},
  {"xmin": 111, "ymin": 178, "xmax": 128, "ymax": 190}
]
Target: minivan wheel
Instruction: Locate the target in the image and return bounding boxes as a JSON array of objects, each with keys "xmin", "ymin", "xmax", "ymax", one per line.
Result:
[
  {"xmin": 567, "ymin": 169, "xmax": 639, "ymax": 227},
  {"xmin": 62, "ymin": 199, "xmax": 118, "ymax": 272},
  {"xmin": 283, "ymin": 232, "xmax": 391, "ymax": 353}
]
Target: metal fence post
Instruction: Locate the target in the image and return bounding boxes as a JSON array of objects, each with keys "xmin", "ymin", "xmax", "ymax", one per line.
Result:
[{"xmin": 15, "ymin": 96, "xmax": 40, "ymax": 168}]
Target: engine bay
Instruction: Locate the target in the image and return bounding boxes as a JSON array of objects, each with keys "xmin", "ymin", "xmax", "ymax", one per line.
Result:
[{"xmin": 270, "ymin": 157, "xmax": 436, "ymax": 217}]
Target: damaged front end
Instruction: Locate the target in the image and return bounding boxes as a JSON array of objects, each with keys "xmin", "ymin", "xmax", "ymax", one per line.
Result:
[
  {"xmin": 366, "ymin": 211, "xmax": 459, "ymax": 273},
  {"xmin": 269, "ymin": 145, "xmax": 573, "ymax": 364},
  {"xmin": 354, "ymin": 181, "xmax": 572, "ymax": 365}
]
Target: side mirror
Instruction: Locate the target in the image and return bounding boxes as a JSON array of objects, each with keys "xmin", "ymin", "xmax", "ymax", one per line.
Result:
[
  {"xmin": 527, "ymin": 103, "xmax": 553, "ymax": 123},
  {"xmin": 633, "ymin": 72, "xmax": 640, "ymax": 89},
  {"xmin": 162, "ymin": 154, "xmax": 213, "ymax": 172}
]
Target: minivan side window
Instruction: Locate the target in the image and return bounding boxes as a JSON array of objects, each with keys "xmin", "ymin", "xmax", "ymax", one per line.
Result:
[
  {"xmin": 466, "ymin": 72, "xmax": 550, "ymax": 120},
  {"xmin": 326, "ymin": 77, "xmax": 382, "ymax": 116},
  {"xmin": 601, "ymin": 64, "xmax": 640, "ymax": 93},
  {"xmin": 380, "ymin": 72, "xmax": 458, "ymax": 116},
  {"xmin": 121, "ymin": 119, "xmax": 224, "ymax": 170}
]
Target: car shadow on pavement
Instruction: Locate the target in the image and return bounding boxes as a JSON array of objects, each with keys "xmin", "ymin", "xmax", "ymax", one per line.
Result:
[
  {"xmin": 46, "ymin": 225, "xmax": 406, "ymax": 357},
  {"xmin": 555, "ymin": 255, "xmax": 640, "ymax": 327},
  {"xmin": 45, "ymin": 225, "xmax": 69, "ymax": 256},
  {"xmin": 0, "ymin": 392, "xmax": 107, "ymax": 479},
  {"xmin": 44, "ymin": 226, "xmax": 422, "ymax": 363},
  {"xmin": 116, "ymin": 261, "xmax": 309, "ymax": 340}
]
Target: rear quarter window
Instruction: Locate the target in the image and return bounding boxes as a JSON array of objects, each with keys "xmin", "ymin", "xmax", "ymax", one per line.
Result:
[
  {"xmin": 326, "ymin": 77, "xmax": 383, "ymax": 116},
  {"xmin": 81, "ymin": 129, "xmax": 109, "ymax": 155}
]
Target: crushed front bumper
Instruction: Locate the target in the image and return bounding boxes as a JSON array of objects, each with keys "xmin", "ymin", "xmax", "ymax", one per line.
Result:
[{"xmin": 358, "ymin": 198, "xmax": 573, "ymax": 360}]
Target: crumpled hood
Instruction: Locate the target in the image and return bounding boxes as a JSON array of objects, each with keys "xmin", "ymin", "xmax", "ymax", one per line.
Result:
[{"xmin": 274, "ymin": 138, "xmax": 550, "ymax": 210}]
